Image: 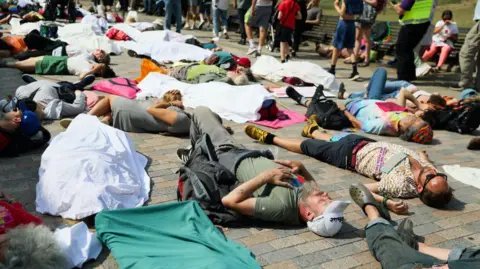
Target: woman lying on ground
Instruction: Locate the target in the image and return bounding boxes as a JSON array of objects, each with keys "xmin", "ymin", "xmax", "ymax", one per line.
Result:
[
  {"xmin": 60, "ymin": 90, "xmax": 191, "ymax": 135},
  {"xmin": 0, "ymin": 55, "xmax": 116, "ymax": 79}
]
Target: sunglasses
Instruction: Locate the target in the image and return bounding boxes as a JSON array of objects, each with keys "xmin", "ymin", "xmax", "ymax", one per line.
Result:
[
  {"xmin": 1, "ymin": 97, "xmax": 18, "ymax": 113},
  {"xmin": 421, "ymin": 172, "xmax": 448, "ymax": 193}
]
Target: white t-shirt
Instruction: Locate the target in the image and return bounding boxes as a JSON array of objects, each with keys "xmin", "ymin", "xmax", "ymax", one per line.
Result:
[
  {"xmin": 475, "ymin": 0, "xmax": 480, "ymax": 21},
  {"xmin": 67, "ymin": 55, "xmax": 92, "ymax": 76},
  {"xmin": 432, "ymin": 20, "xmax": 458, "ymax": 47},
  {"xmin": 52, "ymin": 45, "xmax": 94, "ymax": 61},
  {"xmin": 256, "ymin": 0, "xmax": 273, "ymax": 7},
  {"xmin": 214, "ymin": 0, "xmax": 229, "ymax": 10}
]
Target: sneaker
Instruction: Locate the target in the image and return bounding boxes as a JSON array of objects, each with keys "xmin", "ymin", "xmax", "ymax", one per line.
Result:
[
  {"xmin": 176, "ymin": 148, "xmax": 191, "ymax": 164},
  {"xmin": 212, "ymin": 36, "xmax": 220, "ymax": 42},
  {"xmin": 59, "ymin": 118, "xmax": 73, "ymax": 129},
  {"xmin": 286, "ymin": 86, "xmax": 303, "ymax": 104},
  {"xmin": 247, "ymin": 47, "xmax": 257, "ymax": 55},
  {"xmin": 237, "ymin": 39, "xmax": 246, "ymax": 45},
  {"xmin": 349, "ymin": 71, "xmax": 360, "ymax": 81},
  {"xmin": 415, "ymin": 63, "xmax": 431, "ymax": 77},
  {"xmin": 396, "ymin": 219, "xmax": 419, "ymax": 250},
  {"xmin": 244, "ymin": 124, "xmax": 269, "ymax": 143},
  {"xmin": 312, "ymin": 85, "xmax": 325, "ymax": 101},
  {"xmin": 223, "ymin": 32, "xmax": 229, "ymax": 40},
  {"xmin": 183, "ymin": 24, "xmax": 190, "ymax": 29},
  {"xmin": 301, "ymin": 115, "xmax": 321, "ymax": 138},
  {"xmin": 286, "ymin": 55, "xmax": 290, "ymax": 62},
  {"xmin": 337, "ymin": 82, "xmax": 346, "ymax": 99},
  {"xmin": 198, "ymin": 20, "xmax": 205, "ymax": 30},
  {"xmin": 254, "ymin": 51, "xmax": 262, "ymax": 58},
  {"xmin": 127, "ymin": 50, "xmax": 139, "ymax": 58},
  {"xmin": 190, "ymin": 24, "xmax": 194, "ymax": 30},
  {"xmin": 21, "ymin": 74, "xmax": 37, "ymax": 84}
]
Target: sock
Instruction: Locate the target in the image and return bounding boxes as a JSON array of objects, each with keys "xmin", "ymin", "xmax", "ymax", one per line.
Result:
[
  {"xmin": 249, "ymin": 39, "xmax": 254, "ymax": 47},
  {"xmin": 330, "ymin": 65, "xmax": 336, "ymax": 72},
  {"xmin": 257, "ymin": 45, "xmax": 262, "ymax": 52},
  {"xmin": 265, "ymin": 133, "xmax": 276, "ymax": 144},
  {"xmin": 300, "ymin": 97, "xmax": 308, "ymax": 106},
  {"xmin": 352, "ymin": 63, "xmax": 358, "ymax": 74}
]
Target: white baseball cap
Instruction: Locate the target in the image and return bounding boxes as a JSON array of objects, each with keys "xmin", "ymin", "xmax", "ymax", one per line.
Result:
[{"xmin": 307, "ymin": 200, "xmax": 351, "ymax": 237}]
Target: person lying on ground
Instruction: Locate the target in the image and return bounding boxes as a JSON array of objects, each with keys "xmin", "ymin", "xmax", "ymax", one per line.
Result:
[
  {"xmin": 176, "ymin": 106, "xmax": 350, "ymax": 237},
  {"xmin": 168, "ymin": 63, "xmax": 255, "ymax": 85},
  {"xmin": 348, "ymin": 183, "xmax": 479, "ymax": 269},
  {"xmin": 0, "ymin": 29, "xmax": 111, "ymax": 63},
  {"xmin": 287, "ymin": 86, "xmax": 434, "ymax": 144},
  {"xmin": 15, "ymin": 74, "xmax": 97, "ymax": 120},
  {"xmin": 0, "ymin": 55, "xmax": 116, "ymax": 79},
  {"xmin": 60, "ymin": 90, "xmax": 191, "ymax": 135},
  {"xmin": 244, "ymin": 115, "xmax": 452, "ymax": 211},
  {"xmin": 0, "ymin": 191, "xmax": 43, "ymax": 234},
  {"xmin": 0, "ymin": 98, "xmax": 51, "ymax": 157}
]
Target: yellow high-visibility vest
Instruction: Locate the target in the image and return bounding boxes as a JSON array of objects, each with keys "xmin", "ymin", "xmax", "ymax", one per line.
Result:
[{"xmin": 399, "ymin": 0, "xmax": 434, "ymax": 25}]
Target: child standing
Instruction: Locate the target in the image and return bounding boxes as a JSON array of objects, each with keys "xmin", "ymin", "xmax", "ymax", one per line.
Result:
[
  {"xmin": 212, "ymin": 0, "xmax": 229, "ymax": 41},
  {"xmin": 330, "ymin": 0, "xmax": 363, "ymax": 80},
  {"xmin": 277, "ymin": 0, "xmax": 302, "ymax": 63}
]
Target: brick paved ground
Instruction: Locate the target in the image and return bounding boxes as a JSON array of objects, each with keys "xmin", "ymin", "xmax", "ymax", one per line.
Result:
[{"xmin": 0, "ymin": 12, "xmax": 479, "ymax": 269}]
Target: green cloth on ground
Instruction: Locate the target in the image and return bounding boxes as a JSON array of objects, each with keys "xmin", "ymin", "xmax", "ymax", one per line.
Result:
[
  {"xmin": 236, "ymin": 157, "xmax": 301, "ymax": 225},
  {"xmin": 186, "ymin": 64, "xmax": 226, "ymax": 81},
  {"xmin": 34, "ymin": 56, "xmax": 69, "ymax": 75},
  {"xmin": 95, "ymin": 201, "xmax": 261, "ymax": 269}
]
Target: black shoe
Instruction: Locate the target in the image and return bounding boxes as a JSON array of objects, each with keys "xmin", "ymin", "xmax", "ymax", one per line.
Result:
[
  {"xmin": 291, "ymin": 51, "xmax": 297, "ymax": 57},
  {"xmin": 397, "ymin": 219, "xmax": 419, "ymax": 250},
  {"xmin": 328, "ymin": 68, "xmax": 335, "ymax": 76},
  {"xmin": 286, "ymin": 55, "xmax": 291, "ymax": 62},
  {"xmin": 198, "ymin": 20, "xmax": 206, "ymax": 30},
  {"xmin": 127, "ymin": 50, "xmax": 139, "ymax": 58},
  {"xmin": 237, "ymin": 39, "xmax": 246, "ymax": 45},
  {"xmin": 337, "ymin": 82, "xmax": 346, "ymax": 99},
  {"xmin": 312, "ymin": 85, "xmax": 325, "ymax": 101},
  {"xmin": 21, "ymin": 74, "xmax": 37, "ymax": 84},
  {"xmin": 176, "ymin": 148, "xmax": 191, "ymax": 164},
  {"xmin": 74, "ymin": 74, "xmax": 96, "ymax": 90},
  {"xmin": 349, "ymin": 71, "xmax": 360, "ymax": 81},
  {"xmin": 286, "ymin": 86, "xmax": 303, "ymax": 104},
  {"xmin": 255, "ymin": 51, "xmax": 262, "ymax": 58}
]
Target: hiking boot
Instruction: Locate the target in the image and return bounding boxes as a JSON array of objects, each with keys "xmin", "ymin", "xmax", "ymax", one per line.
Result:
[
  {"xmin": 397, "ymin": 218, "xmax": 419, "ymax": 250},
  {"xmin": 312, "ymin": 85, "xmax": 325, "ymax": 101},
  {"xmin": 349, "ymin": 71, "xmax": 360, "ymax": 81},
  {"xmin": 247, "ymin": 47, "xmax": 257, "ymax": 55},
  {"xmin": 301, "ymin": 115, "xmax": 322, "ymax": 138},
  {"xmin": 467, "ymin": 137, "xmax": 480, "ymax": 150},
  {"xmin": 21, "ymin": 74, "xmax": 37, "ymax": 84},
  {"xmin": 176, "ymin": 148, "xmax": 191, "ymax": 164},
  {"xmin": 286, "ymin": 86, "xmax": 303, "ymax": 104},
  {"xmin": 244, "ymin": 124, "xmax": 268, "ymax": 143},
  {"xmin": 349, "ymin": 183, "xmax": 391, "ymax": 221}
]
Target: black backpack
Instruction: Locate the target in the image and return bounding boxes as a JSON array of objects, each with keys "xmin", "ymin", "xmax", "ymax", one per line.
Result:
[
  {"xmin": 371, "ymin": 22, "xmax": 390, "ymax": 42},
  {"xmin": 422, "ymin": 101, "xmax": 480, "ymax": 134},
  {"xmin": 177, "ymin": 134, "xmax": 247, "ymax": 226},
  {"xmin": 306, "ymin": 90, "xmax": 352, "ymax": 130}
]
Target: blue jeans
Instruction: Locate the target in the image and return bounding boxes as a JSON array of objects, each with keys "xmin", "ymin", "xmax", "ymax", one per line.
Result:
[
  {"xmin": 348, "ymin": 68, "xmax": 413, "ymax": 100},
  {"xmin": 366, "ymin": 218, "xmax": 480, "ymax": 269},
  {"xmin": 164, "ymin": 0, "xmax": 182, "ymax": 33},
  {"xmin": 143, "ymin": 0, "xmax": 152, "ymax": 12},
  {"xmin": 212, "ymin": 7, "xmax": 228, "ymax": 36}
]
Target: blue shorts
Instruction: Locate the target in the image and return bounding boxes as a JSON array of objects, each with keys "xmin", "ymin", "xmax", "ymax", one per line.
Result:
[{"xmin": 333, "ymin": 20, "xmax": 355, "ymax": 49}]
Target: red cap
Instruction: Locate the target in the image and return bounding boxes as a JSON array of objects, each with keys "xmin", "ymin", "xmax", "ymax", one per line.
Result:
[{"xmin": 236, "ymin": 57, "xmax": 251, "ymax": 68}]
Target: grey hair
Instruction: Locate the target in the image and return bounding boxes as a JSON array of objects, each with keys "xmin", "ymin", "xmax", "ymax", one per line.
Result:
[
  {"xmin": 233, "ymin": 74, "xmax": 249, "ymax": 85},
  {"xmin": 298, "ymin": 181, "xmax": 321, "ymax": 205},
  {"xmin": 0, "ymin": 225, "xmax": 68, "ymax": 269}
]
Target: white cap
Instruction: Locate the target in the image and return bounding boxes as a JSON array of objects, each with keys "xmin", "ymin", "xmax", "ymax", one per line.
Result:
[{"xmin": 307, "ymin": 200, "xmax": 351, "ymax": 237}]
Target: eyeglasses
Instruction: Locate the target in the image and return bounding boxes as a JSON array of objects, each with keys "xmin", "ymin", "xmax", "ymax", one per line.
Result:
[
  {"xmin": 1, "ymin": 97, "xmax": 18, "ymax": 113},
  {"xmin": 421, "ymin": 172, "xmax": 448, "ymax": 193}
]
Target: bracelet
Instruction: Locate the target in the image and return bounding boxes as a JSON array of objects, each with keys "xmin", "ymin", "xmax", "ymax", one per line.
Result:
[{"xmin": 382, "ymin": 197, "xmax": 389, "ymax": 208}]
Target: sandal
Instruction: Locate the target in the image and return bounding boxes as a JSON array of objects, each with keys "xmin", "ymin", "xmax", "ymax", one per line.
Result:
[
  {"xmin": 349, "ymin": 183, "xmax": 391, "ymax": 221},
  {"xmin": 337, "ymin": 82, "xmax": 346, "ymax": 99}
]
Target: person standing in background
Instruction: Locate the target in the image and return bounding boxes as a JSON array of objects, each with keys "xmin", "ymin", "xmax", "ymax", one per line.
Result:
[
  {"xmin": 304, "ymin": 0, "xmax": 322, "ymax": 31},
  {"xmin": 353, "ymin": 0, "xmax": 384, "ymax": 67},
  {"xmin": 234, "ymin": 0, "xmax": 252, "ymax": 45},
  {"xmin": 291, "ymin": 0, "xmax": 308, "ymax": 57},
  {"xmin": 458, "ymin": 0, "xmax": 480, "ymax": 91},
  {"xmin": 185, "ymin": 0, "xmax": 200, "ymax": 29},
  {"xmin": 245, "ymin": 0, "xmax": 274, "ymax": 57},
  {"xmin": 391, "ymin": 0, "xmax": 436, "ymax": 82},
  {"xmin": 198, "ymin": 0, "xmax": 213, "ymax": 30},
  {"xmin": 277, "ymin": 0, "xmax": 302, "ymax": 62},
  {"xmin": 164, "ymin": 0, "xmax": 183, "ymax": 33},
  {"xmin": 212, "ymin": 0, "xmax": 230, "ymax": 40}
]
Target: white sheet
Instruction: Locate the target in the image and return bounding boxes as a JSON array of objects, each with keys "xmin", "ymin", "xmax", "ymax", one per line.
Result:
[
  {"xmin": 54, "ymin": 222, "xmax": 102, "ymax": 268},
  {"xmin": 443, "ymin": 165, "xmax": 480, "ymax": 189},
  {"xmin": 9, "ymin": 18, "xmax": 41, "ymax": 35},
  {"xmin": 251, "ymin": 55, "xmax": 341, "ymax": 91},
  {"xmin": 271, "ymin": 86, "xmax": 336, "ymax": 98},
  {"xmin": 120, "ymin": 40, "xmax": 212, "ymax": 62},
  {"xmin": 137, "ymin": 73, "xmax": 273, "ymax": 123},
  {"xmin": 57, "ymin": 23, "xmax": 122, "ymax": 55},
  {"xmin": 35, "ymin": 114, "xmax": 151, "ymax": 219}
]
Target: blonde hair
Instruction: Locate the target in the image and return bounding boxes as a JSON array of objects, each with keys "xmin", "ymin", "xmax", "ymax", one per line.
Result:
[{"xmin": 163, "ymin": 90, "xmax": 182, "ymax": 102}]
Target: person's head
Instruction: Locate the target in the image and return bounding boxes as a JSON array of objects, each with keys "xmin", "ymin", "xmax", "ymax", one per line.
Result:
[
  {"xmin": 311, "ymin": 0, "xmax": 320, "ymax": 6},
  {"xmin": 398, "ymin": 116, "xmax": 433, "ymax": 144},
  {"xmin": 163, "ymin": 89, "xmax": 182, "ymax": 102},
  {"xmin": 94, "ymin": 64, "xmax": 116, "ymax": 78},
  {"xmin": 298, "ymin": 182, "xmax": 332, "ymax": 221},
  {"xmin": 0, "ymin": 110, "xmax": 22, "ymax": 133},
  {"xmin": 92, "ymin": 49, "xmax": 110, "ymax": 65},
  {"xmin": 204, "ymin": 54, "xmax": 219, "ymax": 65},
  {"xmin": 459, "ymin": 89, "xmax": 478, "ymax": 101},
  {"xmin": 0, "ymin": 225, "xmax": 68, "ymax": 269},
  {"xmin": 442, "ymin": 10, "xmax": 453, "ymax": 21},
  {"xmin": 427, "ymin": 94, "xmax": 447, "ymax": 109},
  {"xmin": 416, "ymin": 167, "xmax": 452, "ymax": 208}
]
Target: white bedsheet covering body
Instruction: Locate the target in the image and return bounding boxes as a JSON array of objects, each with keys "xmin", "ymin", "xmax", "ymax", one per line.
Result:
[
  {"xmin": 137, "ymin": 73, "xmax": 273, "ymax": 123},
  {"xmin": 120, "ymin": 40, "xmax": 211, "ymax": 62},
  {"xmin": 251, "ymin": 55, "xmax": 341, "ymax": 91},
  {"xmin": 58, "ymin": 24, "xmax": 122, "ymax": 54},
  {"xmin": 35, "ymin": 114, "xmax": 150, "ymax": 219},
  {"xmin": 443, "ymin": 165, "xmax": 480, "ymax": 189}
]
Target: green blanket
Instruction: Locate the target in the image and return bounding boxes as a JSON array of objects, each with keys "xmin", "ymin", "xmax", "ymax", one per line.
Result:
[{"xmin": 95, "ymin": 201, "xmax": 260, "ymax": 269}]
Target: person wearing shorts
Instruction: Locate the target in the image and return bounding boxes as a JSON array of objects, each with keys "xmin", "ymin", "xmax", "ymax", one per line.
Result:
[
  {"xmin": 185, "ymin": 0, "xmax": 200, "ymax": 29},
  {"xmin": 198, "ymin": 0, "xmax": 212, "ymax": 30},
  {"xmin": 245, "ymin": 0, "xmax": 273, "ymax": 57},
  {"xmin": 329, "ymin": 0, "xmax": 363, "ymax": 81},
  {"xmin": 354, "ymin": 0, "xmax": 379, "ymax": 67},
  {"xmin": 277, "ymin": 0, "xmax": 302, "ymax": 63}
]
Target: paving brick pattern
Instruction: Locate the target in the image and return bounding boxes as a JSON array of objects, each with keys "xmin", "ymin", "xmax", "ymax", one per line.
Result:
[{"xmin": 0, "ymin": 12, "xmax": 479, "ymax": 269}]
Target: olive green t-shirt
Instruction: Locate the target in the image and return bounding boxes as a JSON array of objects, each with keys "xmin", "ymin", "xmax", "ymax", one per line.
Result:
[{"xmin": 235, "ymin": 157, "xmax": 301, "ymax": 225}]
